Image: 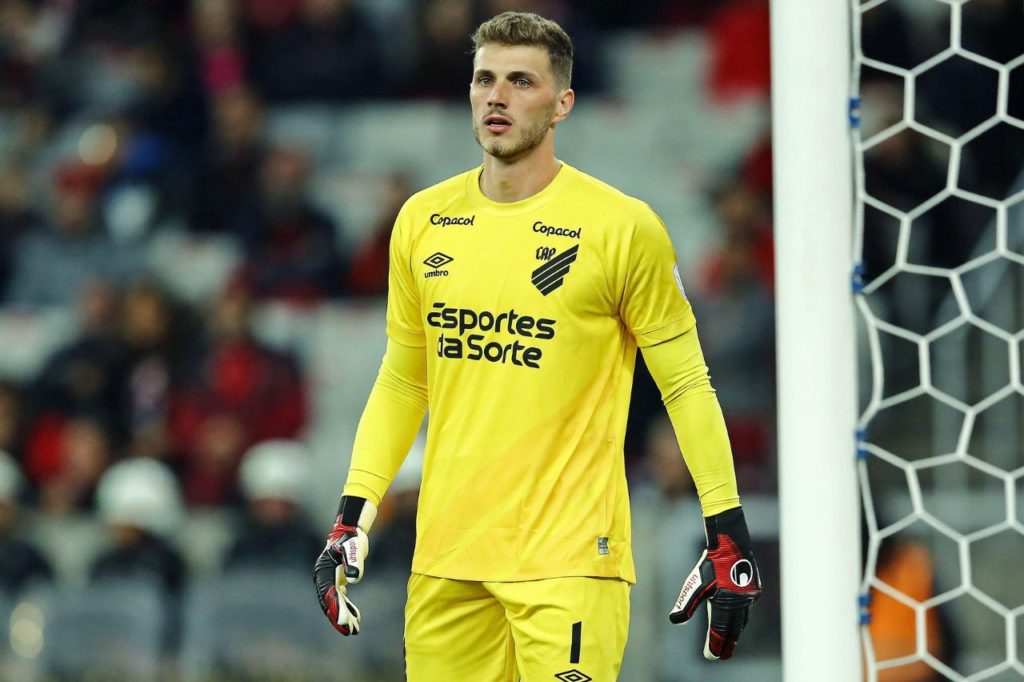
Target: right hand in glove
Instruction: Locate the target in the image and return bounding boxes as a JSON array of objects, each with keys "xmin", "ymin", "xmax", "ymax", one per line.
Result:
[{"xmin": 313, "ymin": 495, "xmax": 377, "ymax": 635}]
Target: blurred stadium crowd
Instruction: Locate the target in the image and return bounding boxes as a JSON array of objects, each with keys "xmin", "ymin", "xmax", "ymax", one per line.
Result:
[
  {"xmin": 6, "ymin": 0, "xmax": 1015, "ymax": 679},
  {"xmin": 0, "ymin": 0, "xmax": 775, "ymax": 508},
  {"xmin": 0, "ymin": 0, "xmax": 778, "ymax": 678}
]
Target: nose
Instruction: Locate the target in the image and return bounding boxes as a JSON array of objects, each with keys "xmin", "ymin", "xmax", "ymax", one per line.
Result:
[{"xmin": 487, "ymin": 82, "xmax": 508, "ymax": 110}]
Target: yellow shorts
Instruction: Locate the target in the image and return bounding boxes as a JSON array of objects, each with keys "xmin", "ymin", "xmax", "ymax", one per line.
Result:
[{"xmin": 404, "ymin": 574, "xmax": 630, "ymax": 682}]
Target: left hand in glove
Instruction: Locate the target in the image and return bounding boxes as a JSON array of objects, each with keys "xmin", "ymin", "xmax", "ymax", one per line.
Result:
[{"xmin": 669, "ymin": 506, "xmax": 762, "ymax": 660}]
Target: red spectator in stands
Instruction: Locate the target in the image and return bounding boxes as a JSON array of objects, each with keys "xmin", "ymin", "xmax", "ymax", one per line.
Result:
[
  {"xmin": 346, "ymin": 172, "xmax": 413, "ymax": 297},
  {"xmin": 190, "ymin": 85, "xmax": 267, "ymax": 234},
  {"xmin": 22, "ymin": 282, "xmax": 141, "ymax": 511},
  {"xmin": 170, "ymin": 283, "xmax": 308, "ymax": 506},
  {"xmin": 119, "ymin": 281, "xmax": 198, "ymax": 463},
  {"xmin": 701, "ymin": 180, "xmax": 773, "ymax": 295},
  {"xmin": 247, "ymin": 0, "xmax": 382, "ymax": 102},
  {"xmin": 706, "ymin": 0, "xmax": 770, "ymax": 105},
  {"xmin": 740, "ymin": 128, "xmax": 773, "ymax": 200},
  {"xmin": 696, "ymin": 179, "xmax": 775, "ymax": 492},
  {"xmin": 192, "ymin": 0, "xmax": 247, "ymax": 96},
  {"xmin": 231, "ymin": 145, "xmax": 347, "ymax": 303},
  {"xmin": 30, "ymin": 416, "xmax": 111, "ymax": 513},
  {"xmin": 405, "ymin": 0, "xmax": 476, "ymax": 99}
]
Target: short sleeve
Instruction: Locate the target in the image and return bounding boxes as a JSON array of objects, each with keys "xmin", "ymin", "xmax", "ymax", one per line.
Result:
[
  {"xmin": 620, "ymin": 209, "xmax": 696, "ymax": 347},
  {"xmin": 386, "ymin": 207, "xmax": 426, "ymax": 347}
]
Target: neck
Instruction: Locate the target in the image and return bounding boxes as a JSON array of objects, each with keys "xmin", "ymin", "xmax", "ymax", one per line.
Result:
[{"xmin": 479, "ymin": 139, "xmax": 562, "ymax": 203}]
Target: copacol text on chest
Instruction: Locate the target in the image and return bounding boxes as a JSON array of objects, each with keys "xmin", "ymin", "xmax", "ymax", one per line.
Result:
[
  {"xmin": 533, "ymin": 221, "xmax": 582, "ymax": 239},
  {"xmin": 430, "ymin": 213, "xmax": 476, "ymax": 227}
]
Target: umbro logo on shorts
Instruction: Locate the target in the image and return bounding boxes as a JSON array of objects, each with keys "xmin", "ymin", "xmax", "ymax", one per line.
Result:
[
  {"xmin": 531, "ymin": 245, "xmax": 579, "ymax": 295},
  {"xmin": 554, "ymin": 670, "xmax": 592, "ymax": 682}
]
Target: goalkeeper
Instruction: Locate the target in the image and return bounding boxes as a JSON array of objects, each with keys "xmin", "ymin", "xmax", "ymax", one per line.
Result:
[{"xmin": 314, "ymin": 10, "xmax": 761, "ymax": 680}]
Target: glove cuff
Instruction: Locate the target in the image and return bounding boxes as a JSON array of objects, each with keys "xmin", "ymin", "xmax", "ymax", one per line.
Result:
[
  {"xmin": 703, "ymin": 506, "xmax": 751, "ymax": 551},
  {"xmin": 338, "ymin": 495, "xmax": 377, "ymax": 533}
]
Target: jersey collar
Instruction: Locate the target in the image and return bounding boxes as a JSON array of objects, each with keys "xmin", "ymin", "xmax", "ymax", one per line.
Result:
[{"xmin": 466, "ymin": 161, "xmax": 574, "ymax": 217}]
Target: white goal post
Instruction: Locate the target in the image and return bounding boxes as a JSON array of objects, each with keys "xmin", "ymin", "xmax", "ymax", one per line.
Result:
[{"xmin": 771, "ymin": 0, "xmax": 861, "ymax": 680}]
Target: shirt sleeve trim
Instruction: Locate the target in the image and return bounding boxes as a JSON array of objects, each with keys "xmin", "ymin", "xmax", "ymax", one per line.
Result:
[
  {"xmin": 632, "ymin": 311, "xmax": 696, "ymax": 347},
  {"xmin": 386, "ymin": 322, "xmax": 426, "ymax": 348}
]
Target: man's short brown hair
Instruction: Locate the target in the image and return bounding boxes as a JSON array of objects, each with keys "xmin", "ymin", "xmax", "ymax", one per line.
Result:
[{"xmin": 471, "ymin": 11, "xmax": 574, "ymax": 90}]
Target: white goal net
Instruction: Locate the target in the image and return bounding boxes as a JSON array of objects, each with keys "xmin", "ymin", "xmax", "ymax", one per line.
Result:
[{"xmin": 853, "ymin": 0, "xmax": 1024, "ymax": 680}]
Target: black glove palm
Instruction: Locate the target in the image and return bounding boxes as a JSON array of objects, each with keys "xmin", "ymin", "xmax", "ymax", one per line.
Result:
[
  {"xmin": 313, "ymin": 495, "xmax": 374, "ymax": 636},
  {"xmin": 669, "ymin": 506, "xmax": 762, "ymax": 660}
]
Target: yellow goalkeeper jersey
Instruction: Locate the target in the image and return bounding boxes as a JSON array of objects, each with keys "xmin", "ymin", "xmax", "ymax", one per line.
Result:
[{"xmin": 382, "ymin": 162, "xmax": 695, "ymax": 584}]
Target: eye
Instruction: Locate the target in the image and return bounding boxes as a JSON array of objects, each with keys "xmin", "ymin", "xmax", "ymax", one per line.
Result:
[
  {"xmin": 514, "ymin": 78, "xmax": 531, "ymax": 87},
  {"xmin": 477, "ymin": 76, "xmax": 493, "ymax": 86}
]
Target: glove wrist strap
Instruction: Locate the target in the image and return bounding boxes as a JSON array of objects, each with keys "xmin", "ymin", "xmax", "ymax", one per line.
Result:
[
  {"xmin": 704, "ymin": 506, "xmax": 751, "ymax": 550},
  {"xmin": 338, "ymin": 495, "xmax": 377, "ymax": 532}
]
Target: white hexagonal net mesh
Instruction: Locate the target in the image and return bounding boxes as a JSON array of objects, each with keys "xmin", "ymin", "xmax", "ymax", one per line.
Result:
[{"xmin": 853, "ymin": 1, "xmax": 1024, "ymax": 680}]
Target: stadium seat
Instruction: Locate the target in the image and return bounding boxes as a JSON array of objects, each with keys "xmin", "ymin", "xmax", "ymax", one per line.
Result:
[
  {"xmin": 38, "ymin": 580, "xmax": 166, "ymax": 681},
  {"xmin": 0, "ymin": 309, "xmax": 78, "ymax": 382},
  {"xmin": 179, "ymin": 568, "xmax": 342, "ymax": 680},
  {"xmin": 309, "ymin": 166, "xmax": 392, "ymax": 242},
  {"xmin": 0, "ymin": 592, "xmax": 11, "ymax": 673},
  {"xmin": 335, "ymin": 103, "xmax": 455, "ymax": 185},
  {"xmin": 179, "ymin": 566, "xmax": 410, "ymax": 680},
  {"xmin": 146, "ymin": 229, "xmax": 244, "ymax": 306},
  {"xmin": 266, "ymin": 105, "xmax": 340, "ymax": 167}
]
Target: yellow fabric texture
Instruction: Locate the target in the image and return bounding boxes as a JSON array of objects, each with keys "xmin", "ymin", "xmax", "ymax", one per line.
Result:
[
  {"xmin": 404, "ymin": 574, "xmax": 629, "ymax": 682},
  {"xmin": 640, "ymin": 329, "xmax": 740, "ymax": 516},
  {"xmin": 343, "ymin": 162, "xmax": 725, "ymax": 583},
  {"xmin": 344, "ymin": 340, "xmax": 427, "ymax": 504}
]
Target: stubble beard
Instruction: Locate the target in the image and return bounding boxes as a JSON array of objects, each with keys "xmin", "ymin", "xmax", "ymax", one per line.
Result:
[{"xmin": 473, "ymin": 106, "xmax": 555, "ymax": 161}]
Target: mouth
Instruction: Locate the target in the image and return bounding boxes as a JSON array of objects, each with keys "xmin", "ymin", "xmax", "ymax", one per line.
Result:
[{"xmin": 483, "ymin": 114, "xmax": 513, "ymax": 133}]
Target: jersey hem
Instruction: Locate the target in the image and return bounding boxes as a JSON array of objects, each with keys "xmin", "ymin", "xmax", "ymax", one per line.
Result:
[{"xmin": 410, "ymin": 566, "xmax": 638, "ymax": 586}]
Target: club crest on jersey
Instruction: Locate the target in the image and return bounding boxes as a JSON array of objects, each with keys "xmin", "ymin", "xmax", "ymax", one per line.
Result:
[{"xmin": 531, "ymin": 245, "xmax": 578, "ymax": 295}]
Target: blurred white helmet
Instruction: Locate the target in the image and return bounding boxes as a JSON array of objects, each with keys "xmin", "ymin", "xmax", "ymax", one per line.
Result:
[
  {"xmin": 96, "ymin": 458, "xmax": 184, "ymax": 537},
  {"xmin": 0, "ymin": 450, "xmax": 22, "ymax": 503},
  {"xmin": 239, "ymin": 439, "xmax": 311, "ymax": 505}
]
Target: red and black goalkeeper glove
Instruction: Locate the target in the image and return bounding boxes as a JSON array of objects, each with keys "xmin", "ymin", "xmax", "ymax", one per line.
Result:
[
  {"xmin": 313, "ymin": 495, "xmax": 376, "ymax": 636},
  {"xmin": 669, "ymin": 506, "xmax": 762, "ymax": 660}
]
